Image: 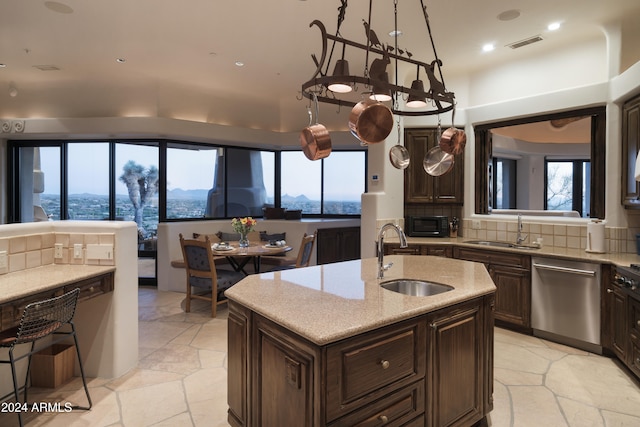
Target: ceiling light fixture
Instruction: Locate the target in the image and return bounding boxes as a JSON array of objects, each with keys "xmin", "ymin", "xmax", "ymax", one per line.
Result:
[
  {"xmin": 300, "ymin": 0, "xmax": 455, "ymax": 117},
  {"xmin": 8, "ymin": 83, "xmax": 18, "ymax": 98},
  {"xmin": 116, "ymin": 58, "xmax": 126, "ymax": 63},
  {"xmin": 235, "ymin": 61, "xmax": 244, "ymax": 67},
  {"xmin": 547, "ymin": 22, "xmax": 561, "ymax": 31},
  {"xmin": 482, "ymin": 43, "xmax": 495, "ymax": 52}
]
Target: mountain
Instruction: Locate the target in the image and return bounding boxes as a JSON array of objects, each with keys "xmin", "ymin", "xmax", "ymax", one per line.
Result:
[
  {"xmin": 166, "ymin": 188, "xmax": 210, "ymax": 199},
  {"xmin": 281, "ymin": 193, "xmax": 310, "ymax": 202}
]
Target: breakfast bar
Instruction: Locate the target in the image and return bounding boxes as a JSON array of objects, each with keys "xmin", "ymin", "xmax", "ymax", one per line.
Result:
[{"xmin": 226, "ymin": 255, "xmax": 496, "ymax": 427}]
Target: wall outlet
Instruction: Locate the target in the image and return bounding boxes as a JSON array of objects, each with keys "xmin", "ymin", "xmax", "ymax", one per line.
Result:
[
  {"xmin": 472, "ymin": 220, "xmax": 482, "ymax": 230},
  {"xmin": 54, "ymin": 243, "xmax": 63, "ymax": 259},
  {"xmin": 0, "ymin": 251, "xmax": 7, "ymax": 269},
  {"xmin": 73, "ymin": 243, "xmax": 83, "ymax": 259}
]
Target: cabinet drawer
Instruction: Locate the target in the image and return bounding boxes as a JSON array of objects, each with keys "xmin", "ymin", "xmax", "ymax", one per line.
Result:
[
  {"xmin": 629, "ymin": 341, "xmax": 640, "ymax": 377},
  {"xmin": 326, "ymin": 320, "xmax": 426, "ymax": 421},
  {"xmin": 0, "ymin": 289, "xmax": 60, "ymax": 331},
  {"xmin": 65, "ymin": 272, "xmax": 114, "ymax": 302},
  {"xmin": 330, "ymin": 380, "xmax": 425, "ymax": 427},
  {"xmin": 629, "ymin": 297, "xmax": 640, "ymax": 339},
  {"xmin": 454, "ymin": 247, "xmax": 530, "ymax": 269}
]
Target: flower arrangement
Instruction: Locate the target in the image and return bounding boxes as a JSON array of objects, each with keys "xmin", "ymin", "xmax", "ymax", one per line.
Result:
[{"xmin": 231, "ymin": 217, "xmax": 257, "ymax": 235}]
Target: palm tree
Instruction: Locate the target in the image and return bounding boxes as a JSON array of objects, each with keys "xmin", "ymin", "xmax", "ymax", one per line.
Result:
[{"xmin": 119, "ymin": 160, "xmax": 159, "ymax": 233}]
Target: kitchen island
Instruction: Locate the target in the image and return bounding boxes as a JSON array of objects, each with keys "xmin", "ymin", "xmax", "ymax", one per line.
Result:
[{"xmin": 226, "ymin": 255, "xmax": 496, "ymax": 427}]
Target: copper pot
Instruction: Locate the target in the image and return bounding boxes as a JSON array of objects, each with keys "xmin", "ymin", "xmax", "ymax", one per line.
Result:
[
  {"xmin": 300, "ymin": 96, "xmax": 332, "ymax": 161},
  {"xmin": 348, "ymin": 99, "xmax": 393, "ymax": 144},
  {"xmin": 439, "ymin": 127, "xmax": 466, "ymax": 155}
]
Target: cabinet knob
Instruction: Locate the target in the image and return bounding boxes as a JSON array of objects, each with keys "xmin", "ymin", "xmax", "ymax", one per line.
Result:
[
  {"xmin": 607, "ymin": 288, "xmax": 614, "ymax": 294},
  {"xmin": 379, "ymin": 360, "xmax": 390, "ymax": 370},
  {"xmin": 637, "ymin": 320, "xmax": 640, "ymax": 327},
  {"xmin": 379, "ymin": 415, "xmax": 389, "ymax": 424},
  {"xmin": 430, "ymin": 323, "xmax": 437, "ymax": 330}
]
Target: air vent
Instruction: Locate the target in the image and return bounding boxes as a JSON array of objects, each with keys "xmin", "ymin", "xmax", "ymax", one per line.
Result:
[
  {"xmin": 32, "ymin": 65, "xmax": 60, "ymax": 71},
  {"xmin": 506, "ymin": 35, "xmax": 543, "ymax": 49}
]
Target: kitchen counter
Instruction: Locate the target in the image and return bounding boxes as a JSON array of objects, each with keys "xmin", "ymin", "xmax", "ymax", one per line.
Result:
[
  {"xmin": 400, "ymin": 236, "xmax": 640, "ymax": 267},
  {"xmin": 225, "ymin": 254, "xmax": 495, "ymax": 346},
  {"xmin": 0, "ymin": 264, "xmax": 116, "ymax": 305}
]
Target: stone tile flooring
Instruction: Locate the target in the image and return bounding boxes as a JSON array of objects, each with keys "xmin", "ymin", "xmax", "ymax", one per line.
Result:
[{"xmin": 1, "ymin": 286, "xmax": 640, "ymax": 426}]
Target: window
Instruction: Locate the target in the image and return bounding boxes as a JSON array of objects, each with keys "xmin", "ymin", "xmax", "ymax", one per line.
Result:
[
  {"xmin": 322, "ymin": 152, "xmax": 365, "ymax": 214},
  {"xmin": 491, "ymin": 157, "xmax": 517, "ymax": 209},
  {"xmin": 545, "ymin": 159, "xmax": 590, "ymax": 217},
  {"xmin": 280, "ymin": 150, "xmax": 365, "ymax": 215},
  {"xmin": 166, "ymin": 144, "xmax": 219, "ymax": 219},
  {"xmin": 115, "ymin": 142, "xmax": 159, "ymax": 236},
  {"xmin": 67, "ymin": 142, "xmax": 110, "ymax": 220}
]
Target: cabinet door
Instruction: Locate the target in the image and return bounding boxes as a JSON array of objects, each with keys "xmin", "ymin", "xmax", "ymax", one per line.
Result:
[
  {"xmin": 622, "ymin": 94, "xmax": 640, "ymax": 207},
  {"xmin": 610, "ymin": 285, "xmax": 628, "ymax": 360},
  {"xmin": 405, "ymin": 128, "xmax": 464, "ymax": 204},
  {"xmin": 253, "ymin": 318, "xmax": 316, "ymax": 427},
  {"xmin": 424, "ymin": 245, "xmax": 452, "ymax": 258},
  {"xmin": 341, "ymin": 227, "xmax": 362, "ymax": 261},
  {"xmin": 427, "ymin": 300, "xmax": 484, "ymax": 427},
  {"xmin": 628, "ymin": 297, "xmax": 640, "ymax": 377},
  {"xmin": 317, "ymin": 227, "xmax": 361, "ymax": 264},
  {"xmin": 405, "ymin": 129, "xmax": 436, "ymax": 203},
  {"xmin": 489, "ymin": 264, "xmax": 531, "ymax": 328}
]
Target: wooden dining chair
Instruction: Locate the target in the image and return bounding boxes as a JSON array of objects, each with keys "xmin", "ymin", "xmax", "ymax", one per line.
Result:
[
  {"xmin": 179, "ymin": 234, "xmax": 245, "ymax": 317},
  {"xmin": 0, "ymin": 288, "xmax": 92, "ymax": 427},
  {"xmin": 267, "ymin": 231, "xmax": 316, "ymax": 271}
]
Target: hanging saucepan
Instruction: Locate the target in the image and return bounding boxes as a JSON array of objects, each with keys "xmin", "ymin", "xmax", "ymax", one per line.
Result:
[
  {"xmin": 423, "ymin": 146, "xmax": 454, "ymax": 176},
  {"xmin": 300, "ymin": 94, "xmax": 332, "ymax": 161},
  {"xmin": 349, "ymin": 98, "xmax": 394, "ymax": 145},
  {"xmin": 438, "ymin": 104, "xmax": 467, "ymax": 156},
  {"xmin": 389, "ymin": 119, "xmax": 410, "ymax": 169}
]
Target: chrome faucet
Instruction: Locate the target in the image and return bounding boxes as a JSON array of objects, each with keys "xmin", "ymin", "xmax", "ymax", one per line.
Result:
[
  {"xmin": 377, "ymin": 223, "xmax": 408, "ymax": 279},
  {"xmin": 516, "ymin": 214, "xmax": 528, "ymax": 244}
]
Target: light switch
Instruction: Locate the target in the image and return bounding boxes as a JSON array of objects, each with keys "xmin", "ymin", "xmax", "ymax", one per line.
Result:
[
  {"xmin": 73, "ymin": 244, "xmax": 83, "ymax": 259},
  {"xmin": 0, "ymin": 251, "xmax": 7, "ymax": 269}
]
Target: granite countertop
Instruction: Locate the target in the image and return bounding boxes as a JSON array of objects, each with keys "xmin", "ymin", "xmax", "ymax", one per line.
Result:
[
  {"xmin": 401, "ymin": 236, "xmax": 640, "ymax": 267},
  {"xmin": 0, "ymin": 264, "xmax": 116, "ymax": 305},
  {"xmin": 225, "ymin": 255, "xmax": 495, "ymax": 346}
]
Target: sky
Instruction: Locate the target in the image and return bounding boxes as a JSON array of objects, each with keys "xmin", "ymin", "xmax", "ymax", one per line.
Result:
[{"xmin": 36, "ymin": 143, "xmax": 364, "ymax": 201}]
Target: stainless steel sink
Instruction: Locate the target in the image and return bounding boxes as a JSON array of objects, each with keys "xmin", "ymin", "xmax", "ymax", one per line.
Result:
[
  {"xmin": 464, "ymin": 240, "xmax": 540, "ymax": 250},
  {"xmin": 380, "ymin": 279, "xmax": 454, "ymax": 296}
]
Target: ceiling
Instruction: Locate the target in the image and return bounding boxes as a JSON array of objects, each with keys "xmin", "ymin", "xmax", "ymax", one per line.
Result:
[{"xmin": 1, "ymin": 0, "xmax": 639, "ymax": 136}]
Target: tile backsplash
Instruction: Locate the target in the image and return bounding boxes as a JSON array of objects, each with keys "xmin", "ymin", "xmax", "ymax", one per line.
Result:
[
  {"xmin": 0, "ymin": 232, "xmax": 116, "ymax": 275},
  {"xmin": 462, "ymin": 218, "xmax": 637, "ymax": 254}
]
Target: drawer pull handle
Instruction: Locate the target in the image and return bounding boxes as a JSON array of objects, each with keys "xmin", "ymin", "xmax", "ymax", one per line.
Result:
[
  {"xmin": 379, "ymin": 415, "xmax": 389, "ymax": 424},
  {"xmin": 379, "ymin": 360, "xmax": 390, "ymax": 370}
]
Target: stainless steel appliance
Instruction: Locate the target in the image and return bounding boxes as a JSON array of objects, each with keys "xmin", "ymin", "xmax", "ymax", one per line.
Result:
[
  {"xmin": 531, "ymin": 257, "xmax": 601, "ymax": 353},
  {"xmin": 405, "ymin": 216, "xmax": 449, "ymax": 237}
]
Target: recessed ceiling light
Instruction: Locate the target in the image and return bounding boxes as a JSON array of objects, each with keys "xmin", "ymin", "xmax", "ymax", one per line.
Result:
[
  {"xmin": 497, "ymin": 9, "xmax": 520, "ymax": 21},
  {"xmin": 547, "ymin": 22, "xmax": 561, "ymax": 31},
  {"xmin": 482, "ymin": 43, "xmax": 495, "ymax": 52},
  {"xmin": 44, "ymin": 1, "xmax": 74, "ymax": 14},
  {"xmin": 0, "ymin": 64, "xmax": 6, "ymax": 68},
  {"xmin": 116, "ymin": 58, "xmax": 126, "ymax": 63},
  {"xmin": 235, "ymin": 61, "xmax": 244, "ymax": 67},
  {"xmin": 388, "ymin": 29, "xmax": 403, "ymax": 37}
]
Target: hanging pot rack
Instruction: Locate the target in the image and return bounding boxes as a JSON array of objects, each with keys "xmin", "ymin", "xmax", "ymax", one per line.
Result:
[{"xmin": 300, "ymin": 0, "xmax": 456, "ymax": 117}]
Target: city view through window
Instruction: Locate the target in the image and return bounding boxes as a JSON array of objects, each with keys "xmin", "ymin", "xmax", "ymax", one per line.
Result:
[{"xmin": 33, "ymin": 144, "xmax": 364, "ymax": 237}]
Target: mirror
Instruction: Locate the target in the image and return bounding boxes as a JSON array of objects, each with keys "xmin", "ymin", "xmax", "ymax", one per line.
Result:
[{"xmin": 474, "ymin": 107, "xmax": 606, "ymax": 219}]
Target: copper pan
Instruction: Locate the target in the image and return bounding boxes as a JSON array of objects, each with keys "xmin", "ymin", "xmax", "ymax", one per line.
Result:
[
  {"xmin": 423, "ymin": 146, "xmax": 454, "ymax": 176},
  {"xmin": 438, "ymin": 104, "xmax": 466, "ymax": 155},
  {"xmin": 348, "ymin": 98, "xmax": 393, "ymax": 144},
  {"xmin": 300, "ymin": 95, "xmax": 332, "ymax": 161}
]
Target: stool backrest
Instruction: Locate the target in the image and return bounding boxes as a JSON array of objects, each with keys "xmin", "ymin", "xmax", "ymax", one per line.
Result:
[{"xmin": 14, "ymin": 288, "xmax": 80, "ymax": 345}]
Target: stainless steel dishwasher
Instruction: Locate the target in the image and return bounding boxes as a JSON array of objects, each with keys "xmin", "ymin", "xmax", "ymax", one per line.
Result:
[{"xmin": 531, "ymin": 257, "xmax": 601, "ymax": 353}]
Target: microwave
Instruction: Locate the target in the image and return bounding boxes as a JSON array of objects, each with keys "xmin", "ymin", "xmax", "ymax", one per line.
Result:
[{"xmin": 405, "ymin": 216, "xmax": 449, "ymax": 237}]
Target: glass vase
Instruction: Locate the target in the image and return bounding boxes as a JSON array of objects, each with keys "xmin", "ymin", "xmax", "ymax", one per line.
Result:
[{"xmin": 238, "ymin": 232, "xmax": 249, "ymax": 248}]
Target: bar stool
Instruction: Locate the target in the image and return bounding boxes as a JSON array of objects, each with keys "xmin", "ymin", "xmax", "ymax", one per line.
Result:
[{"xmin": 0, "ymin": 288, "xmax": 92, "ymax": 427}]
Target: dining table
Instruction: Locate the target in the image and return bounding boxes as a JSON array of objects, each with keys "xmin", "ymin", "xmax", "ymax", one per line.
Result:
[{"xmin": 212, "ymin": 241, "xmax": 292, "ymax": 275}]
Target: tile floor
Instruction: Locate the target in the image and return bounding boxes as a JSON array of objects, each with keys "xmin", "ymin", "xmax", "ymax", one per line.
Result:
[{"xmin": 2, "ymin": 286, "xmax": 640, "ymax": 427}]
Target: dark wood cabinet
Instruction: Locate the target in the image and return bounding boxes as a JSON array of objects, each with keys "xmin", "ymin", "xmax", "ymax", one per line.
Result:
[
  {"xmin": 405, "ymin": 128, "xmax": 464, "ymax": 204},
  {"xmin": 228, "ymin": 295, "xmax": 494, "ymax": 427},
  {"xmin": 316, "ymin": 227, "xmax": 361, "ymax": 264},
  {"xmin": 622, "ymin": 93, "xmax": 640, "ymax": 207},
  {"xmin": 453, "ymin": 247, "xmax": 531, "ymax": 330}
]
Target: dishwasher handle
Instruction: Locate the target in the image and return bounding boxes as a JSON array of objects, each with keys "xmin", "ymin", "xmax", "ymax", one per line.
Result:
[{"xmin": 532, "ymin": 262, "xmax": 596, "ymax": 277}]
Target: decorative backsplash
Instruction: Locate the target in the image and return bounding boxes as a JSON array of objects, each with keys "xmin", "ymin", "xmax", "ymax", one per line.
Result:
[
  {"xmin": 0, "ymin": 232, "xmax": 116, "ymax": 275},
  {"xmin": 462, "ymin": 218, "xmax": 636, "ymax": 254}
]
